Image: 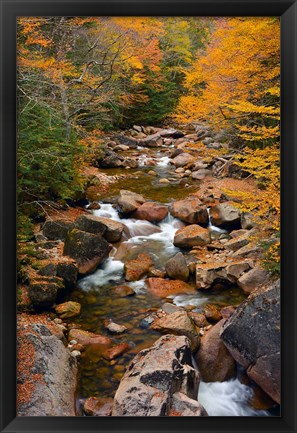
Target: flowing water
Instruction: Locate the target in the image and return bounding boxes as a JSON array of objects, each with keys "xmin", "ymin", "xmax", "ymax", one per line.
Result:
[{"xmin": 69, "ymin": 145, "xmax": 273, "ymax": 416}]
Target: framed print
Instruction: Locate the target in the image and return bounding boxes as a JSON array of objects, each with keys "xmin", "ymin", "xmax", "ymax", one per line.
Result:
[{"xmin": 0, "ymin": 0, "xmax": 296, "ymax": 432}]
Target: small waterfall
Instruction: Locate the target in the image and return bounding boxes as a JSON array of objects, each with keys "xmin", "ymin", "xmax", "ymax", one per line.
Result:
[
  {"xmin": 156, "ymin": 156, "xmax": 171, "ymax": 167},
  {"xmin": 78, "ymin": 258, "xmax": 124, "ymax": 291},
  {"xmin": 198, "ymin": 380, "xmax": 269, "ymax": 417},
  {"xmin": 207, "ymin": 207, "xmax": 228, "ymax": 234}
]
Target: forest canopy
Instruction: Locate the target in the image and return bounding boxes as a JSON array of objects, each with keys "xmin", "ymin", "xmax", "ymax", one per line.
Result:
[{"xmin": 17, "ymin": 16, "xmax": 280, "ymax": 271}]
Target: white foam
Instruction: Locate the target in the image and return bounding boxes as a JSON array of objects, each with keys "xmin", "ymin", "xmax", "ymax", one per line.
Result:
[
  {"xmin": 198, "ymin": 379, "xmax": 269, "ymax": 417},
  {"xmin": 78, "ymin": 259, "xmax": 124, "ymax": 291}
]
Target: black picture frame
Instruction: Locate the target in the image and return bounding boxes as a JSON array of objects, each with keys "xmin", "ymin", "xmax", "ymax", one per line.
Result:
[{"xmin": 0, "ymin": 1, "xmax": 296, "ymax": 432}]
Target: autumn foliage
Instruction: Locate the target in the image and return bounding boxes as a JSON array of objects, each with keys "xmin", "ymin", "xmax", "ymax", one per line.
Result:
[{"xmin": 17, "ymin": 17, "xmax": 280, "ymax": 271}]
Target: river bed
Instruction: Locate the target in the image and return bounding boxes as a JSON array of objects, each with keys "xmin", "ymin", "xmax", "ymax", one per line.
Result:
[{"xmin": 67, "ymin": 145, "xmax": 274, "ymax": 416}]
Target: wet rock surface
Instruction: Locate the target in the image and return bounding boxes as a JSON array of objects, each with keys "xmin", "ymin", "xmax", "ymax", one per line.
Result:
[
  {"xmin": 112, "ymin": 335, "xmax": 206, "ymax": 416},
  {"xmin": 196, "ymin": 319, "xmax": 236, "ymax": 382},
  {"xmin": 63, "ymin": 229, "xmax": 112, "ymax": 275},
  {"xmin": 220, "ymin": 280, "xmax": 280, "ymax": 403}
]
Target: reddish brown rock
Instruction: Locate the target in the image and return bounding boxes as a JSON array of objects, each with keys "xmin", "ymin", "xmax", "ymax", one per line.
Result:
[
  {"xmin": 189, "ymin": 312, "xmax": 208, "ymax": 327},
  {"xmin": 110, "ymin": 285, "xmax": 135, "ymax": 297},
  {"xmin": 68, "ymin": 329, "xmax": 112, "ymax": 347},
  {"xmin": 151, "ymin": 310, "xmax": 200, "ymax": 351},
  {"xmin": 133, "ymin": 202, "xmax": 168, "ymax": 222},
  {"xmin": 203, "ymin": 304, "xmax": 223, "ymax": 322},
  {"xmin": 83, "ymin": 396, "xmax": 113, "ymax": 416},
  {"xmin": 102, "ymin": 343, "xmax": 131, "ymax": 360},
  {"xmin": 146, "ymin": 278, "xmax": 195, "ymax": 298},
  {"xmin": 169, "ymin": 196, "xmax": 208, "ymax": 225},
  {"xmin": 173, "ymin": 225, "xmax": 210, "ymax": 248},
  {"xmin": 195, "ymin": 319, "xmax": 236, "ymax": 382},
  {"xmin": 124, "ymin": 253, "xmax": 154, "ymax": 281}
]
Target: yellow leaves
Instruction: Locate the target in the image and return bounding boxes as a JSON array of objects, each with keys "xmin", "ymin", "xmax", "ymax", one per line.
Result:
[
  {"xmin": 226, "ymin": 144, "xmax": 280, "ymax": 236},
  {"xmin": 127, "ymin": 57, "xmax": 143, "ymax": 70},
  {"xmin": 174, "ymin": 17, "xmax": 280, "ymax": 142},
  {"xmin": 226, "ymin": 100, "xmax": 280, "ymax": 117}
]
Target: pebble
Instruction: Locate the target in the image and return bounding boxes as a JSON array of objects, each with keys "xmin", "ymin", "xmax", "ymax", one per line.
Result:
[
  {"xmin": 53, "ymin": 318, "xmax": 63, "ymax": 324},
  {"xmin": 71, "ymin": 350, "xmax": 81, "ymax": 358},
  {"xmin": 148, "ymin": 170, "xmax": 157, "ymax": 176},
  {"xmin": 159, "ymin": 178, "xmax": 170, "ymax": 183},
  {"xmin": 69, "ymin": 340, "xmax": 78, "ymax": 345},
  {"xmin": 105, "ymin": 322, "xmax": 127, "ymax": 334}
]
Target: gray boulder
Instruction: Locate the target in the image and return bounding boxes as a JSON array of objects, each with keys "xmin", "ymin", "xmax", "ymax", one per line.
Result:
[
  {"xmin": 112, "ymin": 335, "xmax": 206, "ymax": 416},
  {"xmin": 75, "ymin": 214, "xmax": 125, "ymax": 243},
  {"xmin": 220, "ymin": 280, "xmax": 280, "ymax": 404},
  {"xmin": 42, "ymin": 220, "xmax": 73, "ymax": 241},
  {"xmin": 237, "ymin": 266, "xmax": 269, "ymax": 294},
  {"xmin": 191, "ymin": 169, "xmax": 212, "ymax": 180},
  {"xmin": 117, "ymin": 190, "xmax": 146, "ymax": 214},
  {"xmin": 172, "ymin": 153, "xmax": 195, "ymax": 168},
  {"xmin": 113, "ymin": 134, "xmax": 139, "ymax": 148},
  {"xmin": 165, "ymin": 252, "xmax": 189, "ymax": 282},
  {"xmin": 17, "ymin": 321, "xmax": 77, "ymax": 416},
  {"xmin": 29, "ymin": 277, "xmax": 64, "ymax": 308}
]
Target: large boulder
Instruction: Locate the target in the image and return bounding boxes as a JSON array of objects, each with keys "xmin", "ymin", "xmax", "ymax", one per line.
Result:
[
  {"xmin": 133, "ymin": 202, "xmax": 168, "ymax": 222},
  {"xmin": 113, "ymin": 134, "xmax": 139, "ymax": 148},
  {"xmin": 17, "ymin": 317, "xmax": 77, "ymax": 416},
  {"xmin": 117, "ymin": 190, "xmax": 146, "ymax": 214},
  {"xmin": 56, "ymin": 262, "xmax": 78, "ymax": 290},
  {"xmin": 99, "ymin": 150, "xmax": 125, "ymax": 168},
  {"xmin": 224, "ymin": 231, "xmax": 251, "ymax": 251},
  {"xmin": 209, "ymin": 202, "xmax": 241, "ymax": 229},
  {"xmin": 196, "ymin": 261, "xmax": 251, "ymax": 290},
  {"xmin": 124, "ymin": 253, "xmax": 154, "ymax": 281},
  {"xmin": 191, "ymin": 169, "xmax": 212, "ymax": 180},
  {"xmin": 42, "ymin": 220, "xmax": 73, "ymax": 241},
  {"xmin": 237, "ymin": 266, "xmax": 269, "ymax": 294},
  {"xmin": 75, "ymin": 214, "xmax": 107, "ymax": 235},
  {"xmin": 169, "ymin": 196, "xmax": 209, "ymax": 225},
  {"xmin": 76, "ymin": 215, "xmax": 126, "ymax": 243},
  {"xmin": 28, "ymin": 277, "xmax": 64, "ymax": 308},
  {"xmin": 220, "ymin": 280, "xmax": 280, "ymax": 404},
  {"xmin": 146, "ymin": 278, "xmax": 195, "ymax": 298},
  {"xmin": 165, "ymin": 252, "xmax": 189, "ymax": 282},
  {"xmin": 139, "ymin": 132, "xmax": 163, "ymax": 147},
  {"xmin": 173, "ymin": 225, "xmax": 210, "ymax": 248},
  {"xmin": 172, "ymin": 153, "xmax": 195, "ymax": 168},
  {"xmin": 112, "ymin": 335, "xmax": 206, "ymax": 416},
  {"xmin": 195, "ymin": 319, "xmax": 236, "ymax": 382},
  {"xmin": 151, "ymin": 311, "xmax": 200, "ymax": 351},
  {"xmin": 63, "ymin": 229, "xmax": 112, "ymax": 275}
]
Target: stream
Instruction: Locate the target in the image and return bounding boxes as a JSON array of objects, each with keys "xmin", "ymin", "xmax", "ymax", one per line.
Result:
[{"xmin": 69, "ymin": 145, "xmax": 272, "ymax": 416}]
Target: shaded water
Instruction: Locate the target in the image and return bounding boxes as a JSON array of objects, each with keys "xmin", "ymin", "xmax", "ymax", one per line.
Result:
[{"xmin": 69, "ymin": 146, "xmax": 271, "ymax": 416}]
